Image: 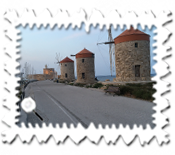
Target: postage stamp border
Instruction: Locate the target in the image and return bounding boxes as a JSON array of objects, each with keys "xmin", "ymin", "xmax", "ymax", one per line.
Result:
[{"xmin": 1, "ymin": 8, "xmax": 172, "ymax": 145}]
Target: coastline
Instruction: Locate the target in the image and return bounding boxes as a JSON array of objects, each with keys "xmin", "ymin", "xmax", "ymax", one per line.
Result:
[
  {"xmin": 73, "ymin": 74, "xmax": 156, "ymax": 82},
  {"xmin": 96, "ymin": 74, "xmax": 156, "ymax": 82}
]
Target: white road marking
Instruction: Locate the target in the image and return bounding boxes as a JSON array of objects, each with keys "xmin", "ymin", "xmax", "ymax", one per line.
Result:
[
  {"xmin": 36, "ymin": 85, "xmax": 77, "ymax": 124},
  {"xmin": 46, "ymin": 94, "xmax": 77, "ymax": 125}
]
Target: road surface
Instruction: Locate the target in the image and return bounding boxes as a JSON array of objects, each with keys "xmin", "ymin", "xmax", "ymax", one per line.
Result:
[{"xmin": 18, "ymin": 80, "xmax": 155, "ymax": 129}]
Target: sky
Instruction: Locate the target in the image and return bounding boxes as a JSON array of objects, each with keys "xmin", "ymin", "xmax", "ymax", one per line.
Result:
[{"xmin": 17, "ymin": 24, "xmax": 157, "ymax": 77}]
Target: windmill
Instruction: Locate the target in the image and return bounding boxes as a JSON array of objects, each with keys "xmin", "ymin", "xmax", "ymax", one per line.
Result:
[
  {"xmin": 55, "ymin": 52, "xmax": 62, "ymax": 77},
  {"xmin": 97, "ymin": 26, "xmax": 115, "ymax": 76}
]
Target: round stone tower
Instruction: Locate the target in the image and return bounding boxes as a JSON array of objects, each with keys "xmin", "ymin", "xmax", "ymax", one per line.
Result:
[
  {"xmin": 60, "ymin": 57, "xmax": 75, "ymax": 81},
  {"xmin": 113, "ymin": 26, "xmax": 151, "ymax": 82},
  {"xmin": 75, "ymin": 48, "xmax": 95, "ymax": 84}
]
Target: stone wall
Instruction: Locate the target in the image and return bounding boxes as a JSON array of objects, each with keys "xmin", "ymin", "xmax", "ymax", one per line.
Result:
[
  {"xmin": 76, "ymin": 57, "xmax": 95, "ymax": 84},
  {"xmin": 114, "ymin": 40, "xmax": 151, "ymax": 82},
  {"xmin": 60, "ymin": 62, "xmax": 75, "ymax": 81},
  {"xmin": 44, "ymin": 74, "xmax": 54, "ymax": 80},
  {"xmin": 27, "ymin": 74, "xmax": 55, "ymax": 81},
  {"xmin": 27, "ymin": 74, "xmax": 45, "ymax": 81}
]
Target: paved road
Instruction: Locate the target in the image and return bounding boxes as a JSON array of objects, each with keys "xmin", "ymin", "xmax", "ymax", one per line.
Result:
[{"xmin": 18, "ymin": 80, "xmax": 155, "ymax": 129}]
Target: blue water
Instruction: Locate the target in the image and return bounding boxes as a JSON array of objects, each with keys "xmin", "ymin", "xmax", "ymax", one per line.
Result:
[
  {"xmin": 96, "ymin": 75, "xmax": 116, "ymax": 82},
  {"xmin": 96, "ymin": 74, "xmax": 156, "ymax": 82},
  {"xmin": 75, "ymin": 74, "xmax": 156, "ymax": 82}
]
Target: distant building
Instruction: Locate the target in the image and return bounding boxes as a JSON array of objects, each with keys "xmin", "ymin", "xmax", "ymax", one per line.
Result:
[
  {"xmin": 113, "ymin": 26, "xmax": 151, "ymax": 82},
  {"xmin": 27, "ymin": 65, "xmax": 55, "ymax": 81},
  {"xmin": 43, "ymin": 65, "xmax": 55, "ymax": 80},
  {"xmin": 75, "ymin": 48, "xmax": 95, "ymax": 84},
  {"xmin": 60, "ymin": 57, "xmax": 75, "ymax": 81},
  {"xmin": 54, "ymin": 71, "xmax": 57, "ymax": 79}
]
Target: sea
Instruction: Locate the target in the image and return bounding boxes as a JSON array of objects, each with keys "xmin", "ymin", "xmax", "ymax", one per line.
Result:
[
  {"xmin": 74, "ymin": 74, "xmax": 156, "ymax": 82},
  {"xmin": 95, "ymin": 74, "xmax": 156, "ymax": 82}
]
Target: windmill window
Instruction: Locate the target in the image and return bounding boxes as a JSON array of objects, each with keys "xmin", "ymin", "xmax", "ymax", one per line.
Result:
[
  {"xmin": 82, "ymin": 59, "xmax": 84, "ymax": 63},
  {"xmin": 135, "ymin": 43, "xmax": 138, "ymax": 48},
  {"xmin": 135, "ymin": 65, "xmax": 140, "ymax": 77},
  {"xmin": 65, "ymin": 73, "xmax": 67, "ymax": 78},
  {"xmin": 82, "ymin": 73, "xmax": 85, "ymax": 79},
  {"xmin": 65, "ymin": 64, "xmax": 67, "ymax": 66}
]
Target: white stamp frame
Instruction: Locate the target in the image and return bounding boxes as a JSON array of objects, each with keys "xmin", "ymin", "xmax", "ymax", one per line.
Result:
[{"xmin": 1, "ymin": 8, "xmax": 172, "ymax": 145}]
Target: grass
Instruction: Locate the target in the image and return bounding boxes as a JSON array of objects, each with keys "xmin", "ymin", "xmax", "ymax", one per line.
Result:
[
  {"xmin": 62, "ymin": 80, "xmax": 156, "ymax": 102},
  {"xmin": 119, "ymin": 82, "xmax": 156, "ymax": 101}
]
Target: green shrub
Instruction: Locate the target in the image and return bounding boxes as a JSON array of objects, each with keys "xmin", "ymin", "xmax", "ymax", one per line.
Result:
[
  {"xmin": 92, "ymin": 83, "xmax": 103, "ymax": 88},
  {"xmin": 119, "ymin": 85, "xmax": 133, "ymax": 95},
  {"xmin": 143, "ymin": 82, "xmax": 156, "ymax": 88},
  {"xmin": 126, "ymin": 83, "xmax": 142, "ymax": 87},
  {"xmin": 132, "ymin": 89, "xmax": 154, "ymax": 100},
  {"xmin": 69, "ymin": 83, "xmax": 74, "ymax": 85},
  {"xmin": 74, "ymin": 83, "xmax": 85, "ymax": 87},
  {"xmin": 86, "ymin": 84, "xmax": 92, "ymax": 88},
  {"xmin": 133, "ymin": 89, "xmax": 144, "ymax": 98},
  {"xmin": 106, "ymin": 84, "xmax": 114, "ymax": 89},
  {"xmin": 59, "ymin": 80, "xmax": 65, "ymax": 83}
]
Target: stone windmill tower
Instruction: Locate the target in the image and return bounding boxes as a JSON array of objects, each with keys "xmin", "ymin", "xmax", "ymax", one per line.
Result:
[
  {"xmin": 113, "ymin": 26, "xmax": 151, "ymax": 82},
  {"xmin": 60, "ymin": 57, "xmax": 75, "ymax": 81},
  {"xmin": 75, "ymin": 48, "xmax": 95, "ymax": 84}
]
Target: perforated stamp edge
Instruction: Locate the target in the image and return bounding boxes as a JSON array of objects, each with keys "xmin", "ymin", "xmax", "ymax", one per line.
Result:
[{"xmin": 1, "ymin": 8, "xmax": 172, "ymax": 145}]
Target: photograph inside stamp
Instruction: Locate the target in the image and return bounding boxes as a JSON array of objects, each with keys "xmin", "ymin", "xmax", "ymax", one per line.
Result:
[{"xmin": 16, "ymin": 24, "xmax": 157, "ymax": 129}]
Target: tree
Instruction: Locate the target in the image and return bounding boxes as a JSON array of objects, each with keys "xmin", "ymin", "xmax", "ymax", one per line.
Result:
[
  {"xmin": 55, "ymin": 53, "xmax": 62, "ymax": 76},
  {"xmin": 23, "ymin": 62, "xmax": 35, "ymax": 80},
  {"xmin": 24, "ymin": 62, "xmax": 29, "ymax": 79}
]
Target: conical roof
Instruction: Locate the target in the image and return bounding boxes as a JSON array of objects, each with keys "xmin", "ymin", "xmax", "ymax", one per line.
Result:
[
  {"xmin": 76, "ymin": 48, "xmax": 94, "ymax": 55},
  {"xmin": 118, "ymin": 26, "xmax": 148, "ymax": 36},
  {"xmin": 60, "ymin": 57, "xmax": 74, "ymax": 63},
  {"xmin": 76, "ymin": 48, "xmax": 94, "ymax": 58},
  {"xmin": 114, "ymin": 26, "xmax": 150, "ymax": 44}
]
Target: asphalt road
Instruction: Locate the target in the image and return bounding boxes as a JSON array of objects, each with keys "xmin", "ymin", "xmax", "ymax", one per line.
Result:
[{"xmin": 18, "ymin": 80, "xmax": 155, "ymax": 129}]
